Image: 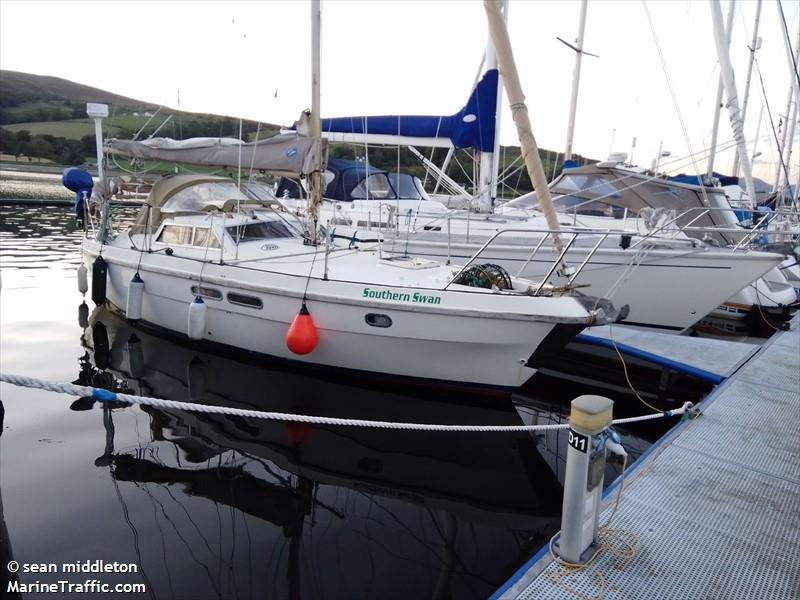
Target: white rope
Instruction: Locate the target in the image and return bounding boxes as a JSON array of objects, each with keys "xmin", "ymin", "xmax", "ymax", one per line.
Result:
[
  {"xmin": 0, "ymin": 373, "xmax": 692, "ymax": 432},
  {"xmin": 601, "ymin": 245, "xmax": 650, "ymax": 302}
]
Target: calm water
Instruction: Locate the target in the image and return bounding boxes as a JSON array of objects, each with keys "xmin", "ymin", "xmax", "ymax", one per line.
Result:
[{"xmin": 0, "ymin": 205, "xmax": 715, "ymax": 599}]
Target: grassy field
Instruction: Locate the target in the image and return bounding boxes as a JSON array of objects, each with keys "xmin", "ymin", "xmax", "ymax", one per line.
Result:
[
  {"xmin": 3, "ymin": 112, "xmax": 274, "ymax": 141},
  {"xmin": 3, "ymin": 120, "xmax": 121, "ymax": 139},
  {"xmin": 107, "ymin": 113, "xmax": 157, "ymax": 129},
  {"xmin": 0, "ymin": 153, "xmax": 55, "ymax": 164}
]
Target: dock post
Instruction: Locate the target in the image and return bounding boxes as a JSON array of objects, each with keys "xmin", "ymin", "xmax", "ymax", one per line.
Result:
[{"xmin": 555, "ymin": 394, "xmax": 614, "ymax": 564}]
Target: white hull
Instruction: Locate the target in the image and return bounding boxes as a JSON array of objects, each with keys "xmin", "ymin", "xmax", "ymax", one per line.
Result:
[
  {"xmin": 375, "ymin": 234, "xmax": 783, "ymax": 332},
  {"xmin": 84, "ymin": 240, "xmax": 597, "ymax": 389},
  {"xmin": 712, "ymin": 266, "xmax": 799, "ymax": 320}
]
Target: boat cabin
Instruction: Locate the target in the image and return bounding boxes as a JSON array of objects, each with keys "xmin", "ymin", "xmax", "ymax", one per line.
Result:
[
  {"xmin": 276, "ymin": 158, "xmax": 439, "ymax": 204},
  {"xmin": 129, "ymin": 175, "xmax": 302, "ymax": 255},
  {"xmin": 499, "ymin": 163, "xmax": 745, "ymax": 245}
]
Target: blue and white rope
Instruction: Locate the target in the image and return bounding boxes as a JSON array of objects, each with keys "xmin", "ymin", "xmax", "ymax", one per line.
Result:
[{"xmin": 0, "ymin": 373, "xmax": 692, "ymax": 432}]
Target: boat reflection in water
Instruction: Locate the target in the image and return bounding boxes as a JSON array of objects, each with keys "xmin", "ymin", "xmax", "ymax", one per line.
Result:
[
  {"xmin": 77, "ymin": 307, "xmax": 571, "ymax": 599},
  {"xmin": 0, "ymin": 400, "xmax": 21, "ymax": 600}
]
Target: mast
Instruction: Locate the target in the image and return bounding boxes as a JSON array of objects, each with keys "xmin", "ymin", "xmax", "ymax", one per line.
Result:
[
  {"xmin": 781, "ymin": 100, "xmax": 798, "ymax": 191},
  {"xmin": 477, "ymin": 0, "xmax": 507, "ymax": 213},
  {"xmin": 483, "ymin": 0, "xmax": 564, "ymax": 252},
  {"xmin": 750, "ymin": 105, "xmax": 764, "ymax": 166},
  {"xmin": 307, "ymin": 0, "xmax": 322, "ymax": 245},
  {"xmin": 564, "ymin": 0, "xmax": 588, "ymax": 162},
  {"xmin": 776, "ymin": 14, "xmax": 800, "ymax": 193},
  {"xmin": 732, "ymin": 0, "xmax": 761, "ymax": 177},
  {"xmin": 774, "ymin": 83, "xmax": 796, "ymax": 193},
  {"xmin": 706, "ymin": 0, "xmax": 736, "ymax": 178},
  {"xmin": 709, "ymin": 0, "xmax": 757, "ymax": 207}
]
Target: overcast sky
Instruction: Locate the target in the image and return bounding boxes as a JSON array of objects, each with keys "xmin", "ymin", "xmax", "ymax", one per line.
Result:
[{"xmin": 1, "ymin": 0, "xmax": 798, "ymax": 183}]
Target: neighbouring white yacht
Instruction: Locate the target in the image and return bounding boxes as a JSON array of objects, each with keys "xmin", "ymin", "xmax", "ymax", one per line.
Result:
[
  {"xmin": 265, "ymin": 43, "xmax": 791, "ymax": 333},
  {"xmin": 269, "ymin": 159, "xmax": 788, "ymax": 332}
]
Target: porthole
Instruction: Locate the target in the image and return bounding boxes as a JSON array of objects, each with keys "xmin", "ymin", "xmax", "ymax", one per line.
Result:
[
  {"xmin": 227, "ymin": 292, "xmax": 263, "ymax": 309},
  {"xmin": 365, "ymin": 313, "xmax": 392, "ymax": 328},
  {"xmin": 191, "ymin": 285, "xmax": 222, "ymax": 300}
]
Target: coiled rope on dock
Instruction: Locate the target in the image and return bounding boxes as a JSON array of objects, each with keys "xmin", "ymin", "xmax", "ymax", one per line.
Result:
[{"xmin": 0, "ymin": 373, "xmax": 693, "ymax": 432}]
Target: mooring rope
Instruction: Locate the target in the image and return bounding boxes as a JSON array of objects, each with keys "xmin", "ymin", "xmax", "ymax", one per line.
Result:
[{"xmin": 0, "ymin": 373, "xmax": 693, "ymax": 432}]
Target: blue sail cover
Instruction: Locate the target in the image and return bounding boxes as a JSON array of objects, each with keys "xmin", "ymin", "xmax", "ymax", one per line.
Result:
[
  {"xmin": 669, "ymin": 172, "xmax": 774, "ymax": 195},
  {"xmin": 275, "ymin": 159, "xmax": 386, "ymax": 202},
  {"xmin": 319, "ymin": 69, "xmax": 499, "ymax": 152},
  {"xmin": 668, "ymin": 172, "xmax": 739, "ymax": 187}
]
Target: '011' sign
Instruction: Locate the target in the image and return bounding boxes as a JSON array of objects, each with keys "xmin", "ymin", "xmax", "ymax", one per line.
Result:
[{"xmin": 568, "ymin": 428, "xmax": 588, "ymax": 453}]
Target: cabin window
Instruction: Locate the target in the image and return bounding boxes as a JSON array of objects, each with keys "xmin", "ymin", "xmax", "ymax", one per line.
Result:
[
  {"xmin": 365, "ymin": 313, "xmax": 392, "ymax": 328},
  {"xmin": 191, "ymin": 285, "xmax": 222, "ymax": 300},
  {"xmin": 553, "ymin": 174, "xmax": 622, "ymax": 200},
  {"xmin": 350, "ymin": 174, "xmax": 393, "ymax": 200},
  {"xmin": 192, "ymin": 227, "xmax": 220, "ymax": 249},
  {"xmin": 158, "ymin": 225, "xmax": 193, "ymax": 245},
  {"xmin": 226, "ymin": 221, "xmax": 293, "ymax": 242},
  {"xmin": 387, "ymin": 173, "xmax": 429, "ymax": 200},
  {"xmin": 356, "ymin": 220, "xmax": 392, "ymax": 229},
  {"xmin": 163, "ymin": 182, "xmax": 247, "ymax": 213},
  {"xmin": 227, "ymin": 292, "xmax": 263, "ymax": 309}
]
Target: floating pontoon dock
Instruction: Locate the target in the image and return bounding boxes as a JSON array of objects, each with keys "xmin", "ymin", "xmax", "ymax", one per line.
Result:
[
  {"xmin": 495, "ymin": 314, "xmax": 799, "ymax": 600},
  {"xmin": 576, "ymin": 324, "xmax": 760, "ymax": 383}
]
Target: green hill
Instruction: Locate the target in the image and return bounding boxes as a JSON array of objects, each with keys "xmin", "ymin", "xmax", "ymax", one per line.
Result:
[
  {"xmin": 0, "ymin": 70, "xmax": 149, "ymax": 108},
  {"xmin": 0, "ymin": 70, "xmax": 282, "ymax": 165},
  {"xmin": 0, "ymin": 70, "xmax": 281, "ymax": 140},
  {"xmin": 0, "ymin": 70, "xmax": 595, "ymax": 189}
]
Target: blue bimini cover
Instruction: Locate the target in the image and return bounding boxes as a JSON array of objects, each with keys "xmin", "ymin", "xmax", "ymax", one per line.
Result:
[
  {"xmin": 275, "ymin": 159, "xmax": 387, "ymax": 202},
  {"xmin": 319, "ymin": 69, "xmax": 499, "ymax": 152},
  {"xmin": 323, "ymin": 159, "xmax": 386, "ymax": 201}
]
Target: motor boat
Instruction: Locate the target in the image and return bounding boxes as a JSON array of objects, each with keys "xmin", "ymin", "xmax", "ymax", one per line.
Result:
[{"xmin": 79, "ymin": 171, "xmax": 619, "ymax": 391}]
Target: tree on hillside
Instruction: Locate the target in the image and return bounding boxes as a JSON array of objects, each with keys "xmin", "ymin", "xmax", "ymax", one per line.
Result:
[
  {"xmin": 80, "ymin": 134, "xmax": 96, "ymax": 157},
  {"xmin": 0, "ymin": 128, "xmax": 17, "ymax": 159},
  {"xmin": 14, "ymin": 130, "xmax": 31, "ymax": 146},
  {"xmin": 25, "ymin": 136, "xmax": 53, "ymax": 162}
]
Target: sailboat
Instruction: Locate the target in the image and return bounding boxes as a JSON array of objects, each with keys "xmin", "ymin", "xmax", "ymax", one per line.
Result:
[
  {"xmin": 269, "ymin": 108, "xmax": 785, "ymax": 333},
  {"xmin": 255, "ymin": 1, "xmax": 788, "ymax": 332},
  {"xmin": 76, "ymin": 3, "xmax": 619, "ymax": 391}
]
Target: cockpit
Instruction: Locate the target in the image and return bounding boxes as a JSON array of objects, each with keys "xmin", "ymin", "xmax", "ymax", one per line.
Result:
[{"xmin": 132, "ymin": 175, "xmax": 303, "ymax": 251}]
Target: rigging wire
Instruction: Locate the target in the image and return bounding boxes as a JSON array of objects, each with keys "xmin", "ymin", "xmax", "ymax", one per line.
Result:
[
  {"xmin": 105, "ymin": 409, "xmax": 157, "ymax": 600},
  {"xmin": 753, "ymin": 56, "xmax": 792, "ymax": 197},
  {"xmin": 641, "ymin": 1, "xmax": 713, "ymax": 208},
  {"xmin": 774, "ymin": 1, "xmax": 800, "ymax": 206},
  {"xmin": 247, "ymin": 121, "xmax": 263, "ymax": 182},
  {"xmin": 151, "ymin": 485, "xmax": 222, "ymax": 595},
  {"xmin": 138, "ymin": 484, "xmax": 177, "ymax": 598},
  {"xmin": 777, "ymin": 1, "xmax": 800, "ymax": 95}
]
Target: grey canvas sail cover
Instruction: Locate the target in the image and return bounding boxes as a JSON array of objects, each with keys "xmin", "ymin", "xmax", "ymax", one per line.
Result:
[
  {"xmin": 108, "ymin": 133, "xmax": 326, "ymax": 178},
  {"xmin": 504, "ymin": 164, "xmax": 745, "ymax": 245}
]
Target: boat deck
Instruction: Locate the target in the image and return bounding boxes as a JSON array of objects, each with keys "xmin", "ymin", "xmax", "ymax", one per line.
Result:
[{"xmin": 495, "ymin": 315, "xmax": 800, "ymax": 600}]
